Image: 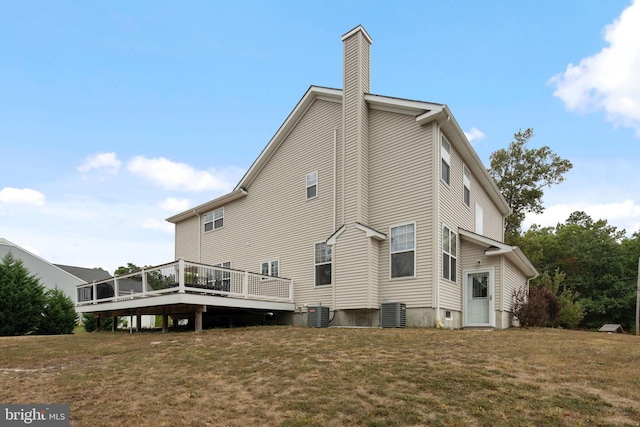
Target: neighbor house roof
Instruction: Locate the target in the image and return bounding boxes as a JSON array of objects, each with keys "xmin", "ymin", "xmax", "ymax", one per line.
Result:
[{"xmin": 54, "ymin": 264, "xmax": 112, "ymax": 283}]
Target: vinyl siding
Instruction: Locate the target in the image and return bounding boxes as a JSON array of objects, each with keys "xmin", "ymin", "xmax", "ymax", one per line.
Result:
[
  {"xmin": 342, "ymin": 29, "xmax": 370, "ymax": 225},
  {"xmin": 502, "ymin": 258, "xmax": 528, "ymax": 312},
  {"xmin": 175, "ymin": 217, "xmax": 199, "ymax": 262},
  {"xmin": 174, "ymin": 99, "xmax": 341, "ymax": 307},
  {"xmin": 459, "ymin": 240, "xmax": 502, "ymax": 311},
  {"xmin": 368, "ymin": 109, "xmax": 434, "ymax": 308},
  {"xmin": 439, "ymin": 130, "xmax": 503, "ymax": 241},
  {"xmin": 333, "ymin": 227, "xmax": 371, "ymax": 309},
  {"xmin": 438, "ymin": 128, "xmax": 507, "ymax": 309}
]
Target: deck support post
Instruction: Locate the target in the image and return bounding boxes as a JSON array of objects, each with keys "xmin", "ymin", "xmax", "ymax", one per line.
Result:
[
  {"xmin": 136, "ymin": 314, "xmax": 142, "ymax": 332},
  {"xmin": 162, "ymin": 314, "xmax": 169, "ymax": 332},
  {"xmin": 112, "ymin": 316, "xmax": 117, "ymax": 332},
  {"xmin": 95, "ymin": 316, "xmax": 100, "ymax": 332},
  {"xmin": 194, "ymin": 306, "xmax": 204, "ymax": 333}
]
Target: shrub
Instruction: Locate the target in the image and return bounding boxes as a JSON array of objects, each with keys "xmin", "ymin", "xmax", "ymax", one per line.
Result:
[
  {"xmin": 557, "ymin": 288, "xmax": 585, "ymax": 329},
  {"xmin": 513, "ymin": 285, "xmax": 561, "ymax": 327},
  {"xmin": 37, "ymin": 287, "xmax": 77, "ymax": 335},
  {"xmin": 0, "ymin": 253, "xmax": 46, "ymax": 336}
]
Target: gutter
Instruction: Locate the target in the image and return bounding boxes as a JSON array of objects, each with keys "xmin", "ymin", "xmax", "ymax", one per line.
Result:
[{"xmin": 166, "ymin": 188, "xmax": 248, "ymax": 224}]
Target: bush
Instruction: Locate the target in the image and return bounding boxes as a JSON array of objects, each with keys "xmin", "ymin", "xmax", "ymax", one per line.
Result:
[
  {"xmin": 37, "ymin": 287, "xmax": 77, "ymax": 335},
  {"xmin": 513, "ymin": 285, "xmax": 561, "ymax": 327},
  {"xmin": 0, "ymin": 253, "xmax": 46, "ymax": 336},
  {"xmin": 557, "ymin": 288, "xmax": 585, "ymax": 329}
]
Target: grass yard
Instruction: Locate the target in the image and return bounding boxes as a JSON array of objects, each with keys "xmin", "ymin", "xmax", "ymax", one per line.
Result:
[{"xmin": 1, "ymin": 327, "xmax": 639, "ymax": 426}]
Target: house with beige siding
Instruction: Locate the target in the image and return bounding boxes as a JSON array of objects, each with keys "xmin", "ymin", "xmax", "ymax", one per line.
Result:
[
  {"xmin": 165, "ymin": 25, "xmax": 536, "ymax": 329},
  {"xmin": 76, "ymin": 26, "xmax": 536, "ymax": 330}
]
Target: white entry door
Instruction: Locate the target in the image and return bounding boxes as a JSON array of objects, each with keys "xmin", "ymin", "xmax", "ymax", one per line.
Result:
[{"xmin": 465, "ymin": 270, "xmax": 494, "ymax": 327}]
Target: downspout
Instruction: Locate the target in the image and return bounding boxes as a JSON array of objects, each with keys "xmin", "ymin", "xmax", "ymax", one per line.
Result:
[
  {"xmin": 333, "ymin": 128, "xmax": 338, "ymax": 313},
  {"xmin": 434, "ymin": 122, "xmax": 443, "ymax": 329},
  {"xmin": 333, "ymin": 128, "xmax": 337, "ymax": 231},
  {"xmin": 193, "ymin": 209, "xmax": 201, "ymax": 263},
  {"xmin": 342, "ymin": 123, "xmax": 346, "ymax": 226}
]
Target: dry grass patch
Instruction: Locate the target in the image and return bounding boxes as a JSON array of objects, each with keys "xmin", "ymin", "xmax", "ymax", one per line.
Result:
[{"xmin": 1, "ymin": 327, "xmax": 639, "ymax": 426}]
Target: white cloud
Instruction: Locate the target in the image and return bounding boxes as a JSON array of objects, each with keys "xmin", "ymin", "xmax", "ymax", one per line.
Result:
[
  {"xmin": 78, "ymin": 152, "xmax": 122, "ymax": 174},
  {"xmin": 0, "ymin": 187, "xmax": 46, "ymax": 206},
  {"xmin": 549, "ymin": 0, "xmax": 640, "ymax": 135},
  {"xmin": 464, "ymin": 127, "xmax": 486, "ymax": 143},
  {"xmin": 140, "ymin": 218, "xmax": 174, "ymax": 233},
  {"xmin": 127, "ymin": 156, "xmax": 242, "ymax": 192},
  {"xmin": 524, "ymin": 199, "xmax": 640, "ymax": 234},
  {"xmin": 159, "ymin": 197, "xmax": 190, "ymax": 212}
]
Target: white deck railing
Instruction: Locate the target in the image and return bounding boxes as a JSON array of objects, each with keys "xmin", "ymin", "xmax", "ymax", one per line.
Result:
[{"xmin": 76, "ymin": 259, "xmax": 293, "ymax": 306}]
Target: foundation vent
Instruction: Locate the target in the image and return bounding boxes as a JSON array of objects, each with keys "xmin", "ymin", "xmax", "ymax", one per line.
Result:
[
  {"xmin": 307, "ymin": 306, "xmax": 330, "ymax": 328},
  {"xmin": 380, "ymin": 302, "xmax": 406, "ymax": 328}
]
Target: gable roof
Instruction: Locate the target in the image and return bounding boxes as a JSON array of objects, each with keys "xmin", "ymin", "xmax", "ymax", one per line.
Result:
[
  {"xmin": 458, "ymin": 229, "xmax": 538, "ymax": 278},
  {"xmin": 167, "ymin": 85, "xmax": 510, "ymax": 223}
]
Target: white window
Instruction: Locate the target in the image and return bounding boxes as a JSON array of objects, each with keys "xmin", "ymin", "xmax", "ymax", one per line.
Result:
[
  {"xmin": 314, "ymin": 242, "xmax": 332, "ymax": 286},
  {"xmin": 204, "ymin": 207, "xmax": 224, "ymax": 232},
  {"xmin": 213, "ymin": 261, "xmax": 231, "ymax": 280},
  {"xmin": 306, "ymin": 171, "xmax": 318, "ymax": 199},
  {"xmin": 390, "ymin": 223, "xmax": 415, "ymax": 278},
  {"xmin": 211, "ymin": 261, "xmax": 231, "ymax": 292},
  {"xmin": 463, "ymin": 165, "xmax": 471, "ymax": 207},
  {"xmin": 441, "ymin": 136, "xmax": 451, "ymax": 185},
  {"xmin": 442, "ymin": 226, "xmax": 457, "ymax": 282},
  {"xmin": 260, "ymin": 260, "xmax": 279, "ymax": 277}
]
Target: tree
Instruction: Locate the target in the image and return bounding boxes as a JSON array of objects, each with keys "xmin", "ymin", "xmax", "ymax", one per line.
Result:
[
  {"xmin": 0, "ymin": 252, "xmax": 46, "ymax": 336},
  {"xmin": 114, "ymin": 262, "xmax": 143, "ymax": 277},
  {"xmin": 114, "ymin": 262, "xmax": 166, "ymax": 290},
  {"xmin": 37, "ymin": 287, "xmax": 77, "ymax": 335},
  {"xmin": 488, "ymin": 128, "xmax": 573, "ymax": 243},
  {"xmin": 519, "ymin": 212, "xmax": 636, "ymax": 329}
]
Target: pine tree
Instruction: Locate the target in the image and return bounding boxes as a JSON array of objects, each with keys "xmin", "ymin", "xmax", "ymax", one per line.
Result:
[
  {"xmin": 0, "ymin": 252, "xmax": 46, "ymax": 336},
  {"xmin": 37, "ymin": 287, "xmax": 77, "ymax": 335}
]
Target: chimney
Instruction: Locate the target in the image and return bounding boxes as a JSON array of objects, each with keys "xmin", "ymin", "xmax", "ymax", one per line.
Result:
[{"xmin": 341, "ymin": 25, "xmax": 372, "ymax": 224}]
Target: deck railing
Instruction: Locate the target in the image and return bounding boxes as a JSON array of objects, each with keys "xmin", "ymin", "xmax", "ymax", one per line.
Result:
[{"xmin": 76, "ymin": 259, "xmax": 293, "ymax": 306}]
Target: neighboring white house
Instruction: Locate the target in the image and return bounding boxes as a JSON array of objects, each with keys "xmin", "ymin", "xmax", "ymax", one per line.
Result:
[
  {"xmin": 0, "ymin": 238, "xmax": 88, "ymax": 304},
  {"xmin": 77, "ymin": 26, "xmax": 537, "ymax": 330}
]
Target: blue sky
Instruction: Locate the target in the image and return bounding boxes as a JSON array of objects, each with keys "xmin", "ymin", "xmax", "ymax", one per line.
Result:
[{"xmin": 1, "ymin": 1, "xmax": 638, "ymax": 273}]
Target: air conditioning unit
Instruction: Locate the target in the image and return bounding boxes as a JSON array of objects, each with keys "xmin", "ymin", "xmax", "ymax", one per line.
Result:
[
  {"xmin": 380, "ymin": 302, "xmax": 406, "ymax": 328},
  {"xmin": 307, "ymin": 305, "xmax": 330, "ymax": 328}
]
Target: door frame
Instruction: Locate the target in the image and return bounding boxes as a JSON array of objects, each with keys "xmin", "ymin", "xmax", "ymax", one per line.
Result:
[{"xmin": 462, "ymin": 267, "xmax": 495, "ymax": 328}]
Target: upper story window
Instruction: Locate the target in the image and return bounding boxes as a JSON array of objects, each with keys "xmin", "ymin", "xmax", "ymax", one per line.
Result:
[
  {"xmin": 314, "ymin": 242, "xmax": 332, "ymax": 286},
  {"xmin": 441, "ymin": 136, "xmax": 451, "ymax": 185},
  {"xmin": 306, "ymin": 171, "xmax": 318, "ymax": 199},
  {"xmin": 204, "ymin": 207, "xmax": 224, "ymax": 232},
  {"xmin": 463, "ymin": 165, "xmax": 471, "ymax": 207},
  {"xmin": 261, "ymin": 260, "xmax": 279, "ymax": 278},
  {"xmin": 390, "ymin": 223, "xmax": 416, "ymax": 278},
  {"xmin": 442, "ymin": 226, "xmax": 457, "ymax": 282}
]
